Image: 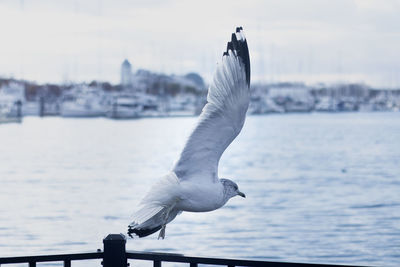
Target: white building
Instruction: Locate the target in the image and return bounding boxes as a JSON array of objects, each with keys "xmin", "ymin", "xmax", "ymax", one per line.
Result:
[{"xmin": 121, "ymin": 59, "xmax": 132, "ymax": 88}]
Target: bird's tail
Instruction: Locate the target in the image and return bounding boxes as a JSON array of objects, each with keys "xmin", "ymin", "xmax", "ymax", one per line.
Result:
[
  {"xmin": 127, "ymin": 205, "xmax": 165, "ymax": 238},
  {"xmin": 127, "ymin": 172, "xmax": 181, "ymax": 238},
  {"xmin": 128, "ymin": 224, "xmax": 163, "ymax": 238}
]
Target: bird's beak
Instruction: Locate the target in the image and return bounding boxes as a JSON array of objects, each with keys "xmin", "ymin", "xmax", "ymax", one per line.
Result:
[{"xmin": 237, "ymin": 191, "xmax": 246, "ymax": 198}]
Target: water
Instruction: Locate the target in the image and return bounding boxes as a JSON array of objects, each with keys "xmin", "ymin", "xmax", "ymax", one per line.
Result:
[{"xmin": 0, "ymin": 112, "xmax": 399, "ymax": 266}]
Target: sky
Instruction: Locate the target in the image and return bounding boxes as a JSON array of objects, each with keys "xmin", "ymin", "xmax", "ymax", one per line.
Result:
[{"xmin": 0, "ymin": 0, "xmax": 400, "ymax": 88}]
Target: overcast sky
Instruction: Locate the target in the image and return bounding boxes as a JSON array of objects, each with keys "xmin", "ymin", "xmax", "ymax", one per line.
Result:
[{"xmin": 1, "ymin": 0, "xmax": 400, "ymax": 88}]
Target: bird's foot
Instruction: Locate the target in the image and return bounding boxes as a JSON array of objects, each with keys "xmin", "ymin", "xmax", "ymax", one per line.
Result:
[{"xmin": 158, "ymin": 225, "xmax": 166, "ymax": 240}]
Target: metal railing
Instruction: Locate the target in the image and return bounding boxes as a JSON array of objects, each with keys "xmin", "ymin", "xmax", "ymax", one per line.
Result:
[
  {"xmin": 0, "ymin": 252, "xmax": 102, "ymax": 266},
  {"xmin": 0, "ymin": 234, "xmax": 367, "ymax": 267}
]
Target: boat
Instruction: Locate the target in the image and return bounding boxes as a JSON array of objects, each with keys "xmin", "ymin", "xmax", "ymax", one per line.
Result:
[
  {"xmin": 0, "ymin": 83, "xmax": 23, "ymax": 123},
  {"xmin": 106, "ymin": 94, "xmax": 142, "ymax": 119},
  {"xmin": 164, "ymin": 94, "xmax": 197, "ymax": 117},
  {"xmin": 22, "ymin": 101, "xmax": 40, "ymax": 116},
  {"xmin": 315, "ymin": 97, "xmax": 337, "ymax": 112},
  {"xmin": 61, "ymin": 86, "xmax": 106, "ymax": 117},
  {"xmin": 61, "ymin": 98, "xmax": 105, "ymax": 117},
  {"xmin": 0, "ymin": 101, "xmax": 22, "ymax": 124}
]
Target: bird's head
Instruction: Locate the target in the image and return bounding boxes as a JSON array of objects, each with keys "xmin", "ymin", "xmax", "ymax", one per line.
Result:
[{"xmin": 220, "ymin": 178, "xmax": 246, "ymax": 199}]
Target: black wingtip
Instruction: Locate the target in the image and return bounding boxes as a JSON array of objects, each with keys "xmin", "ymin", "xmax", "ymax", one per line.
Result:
[
  {"xmin": 231, "ymin": 33, "xmax": 239, "ymax": 51},
  {"xmin": 127, "ymin": 225, "xmax": 162, "ymax": 238},
  {"xmin": 222, "ymin": 27, "xmax": 250, "ymax": 87},
  {"xmin": 227, "ymin": 42, "xmax": 234, "ymax": 52}
]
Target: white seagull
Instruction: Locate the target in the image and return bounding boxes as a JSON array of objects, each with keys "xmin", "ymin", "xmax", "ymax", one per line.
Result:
[{"xmin": 128, "ymin": 27, "xmax": 250, "ymax": 239}]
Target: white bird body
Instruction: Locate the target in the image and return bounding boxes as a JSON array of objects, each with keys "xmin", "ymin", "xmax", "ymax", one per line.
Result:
[
  {"xmin": 128, "ymin": 27, "xmax": 250, "ymax": 239},
  {"xmin": 177, "ymin": 178, "xmax": 226, "ymax": 212}
]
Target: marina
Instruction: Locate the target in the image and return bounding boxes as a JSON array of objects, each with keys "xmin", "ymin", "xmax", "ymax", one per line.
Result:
[
  {"xmin": 1, "ymin": 78, "xmax": 399, "ymax": 124},
  {"xmin": 1, "ymin": 59, "xmax": 400, "ymax": 123}
]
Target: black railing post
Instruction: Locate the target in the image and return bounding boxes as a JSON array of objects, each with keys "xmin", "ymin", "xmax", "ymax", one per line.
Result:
[{"xmin": 103, "ymin": 234, "xmax": 127, "ymax": 267}]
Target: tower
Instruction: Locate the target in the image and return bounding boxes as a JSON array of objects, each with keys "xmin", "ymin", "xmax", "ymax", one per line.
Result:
[{"xmin": 121, "ymin": 59, "xmax": 132, "ymax": 88}]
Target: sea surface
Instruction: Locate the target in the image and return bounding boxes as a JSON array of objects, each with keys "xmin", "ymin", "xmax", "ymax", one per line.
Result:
[{"xmin": 0, "ymin": 112, "xmax": 399, "ymax": 267}]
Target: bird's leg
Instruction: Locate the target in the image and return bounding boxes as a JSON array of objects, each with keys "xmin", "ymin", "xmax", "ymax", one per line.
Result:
[
  {"xmin": 158, "ymin": 224, "xmax": 166, "ymax": 240},
  {"xmin": 158, "ymin": 209, "xmax": 169, "ymax": 240},
  {"xmin": 157, "ymin": 203, "xmax": 177, "ymax": 240}
]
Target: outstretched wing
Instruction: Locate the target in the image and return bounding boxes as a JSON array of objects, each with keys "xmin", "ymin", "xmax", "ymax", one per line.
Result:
[{"xmin": 173, "ymin": 27, "xmax": 250, "ymax": 182}]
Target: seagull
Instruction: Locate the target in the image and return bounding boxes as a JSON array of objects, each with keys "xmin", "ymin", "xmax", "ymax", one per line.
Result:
[{"xmin": 128, "ymin": 27, "xmax": 250, "ymax": 239}]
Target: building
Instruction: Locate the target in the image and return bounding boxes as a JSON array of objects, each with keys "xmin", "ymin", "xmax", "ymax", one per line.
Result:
[{"xmin": 121, "ymin": 59, "xmax": 132, "ymax": 88}]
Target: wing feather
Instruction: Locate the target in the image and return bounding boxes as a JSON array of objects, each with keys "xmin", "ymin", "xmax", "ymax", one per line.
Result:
[{"xmin": 173, "ymin": 27, "xmax": 250, "ymax": 182}]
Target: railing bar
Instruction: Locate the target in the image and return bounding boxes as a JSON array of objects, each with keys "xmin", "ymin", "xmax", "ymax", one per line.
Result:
[
  {"xmin": 126, "ymin": 252, "xmax": 367, "ymax": 267},
  {"xmin": 0, "ymin": 248, "xmax": 367, "ymax": 267},
  {"xmin": 0, "ymin": 252, "xmax": 103, "ymax": 264},
  {"xmin": 153, "ymin": 260, "xmax": 161, "ymax": 267},
  {"xmin": 127, "ymin": 253, "xmax": 264, "ymax": 266}
]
